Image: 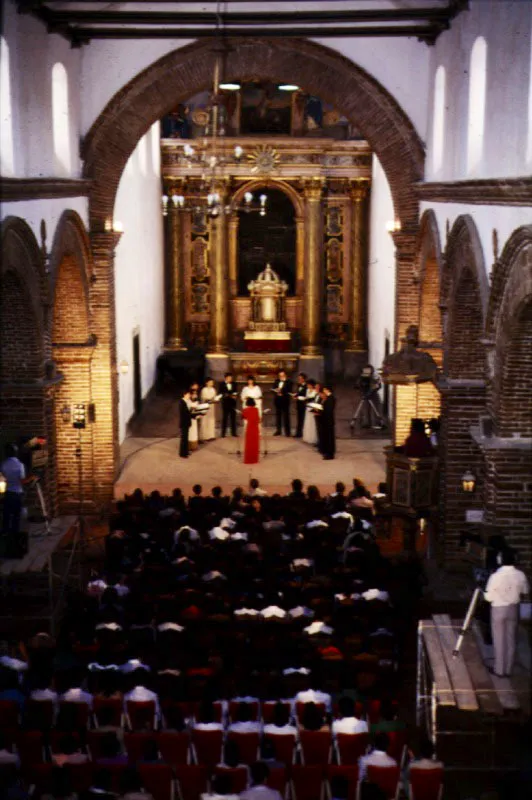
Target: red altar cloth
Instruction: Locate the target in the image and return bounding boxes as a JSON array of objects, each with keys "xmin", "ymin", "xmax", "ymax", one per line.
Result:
[{"xmin": 244, "ymin": 339, "xmax": 291, "ymax": 352}]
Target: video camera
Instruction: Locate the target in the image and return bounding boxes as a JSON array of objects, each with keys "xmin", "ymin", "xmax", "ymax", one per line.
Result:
[{"xmin": 357, "ymin": 365, "xmax": 381, "ymax": 398}]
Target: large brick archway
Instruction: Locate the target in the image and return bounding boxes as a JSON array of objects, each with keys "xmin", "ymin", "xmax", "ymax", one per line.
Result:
[
  {"xmin": 82, "ymin": 38, "xmax": 423, "ymax": 231},
  {"xmin": 439, "ymin": 215, "xmax": 488, "ymax": 562}
]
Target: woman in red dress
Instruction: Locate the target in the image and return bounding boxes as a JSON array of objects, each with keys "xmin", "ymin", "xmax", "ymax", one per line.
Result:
[{"xmin": 242, "ymin": 398, "xmax": 260, "ymax": 465}]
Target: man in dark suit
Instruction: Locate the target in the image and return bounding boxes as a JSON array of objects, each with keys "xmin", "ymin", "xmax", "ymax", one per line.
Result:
[
  {"xmin": 272, "ymin": 369, "xmax": 292, "ymax": 436},
  {"xmin": 219, "ymin": 373, "xmax": 238, "ymax": 437},
  {"xmin": 179, "ymin": 389, "xmax": 192, "ymax": 458},
  {"xmin": 294, "ymin": 372, "xmax": 307, "ymax": 438},
  {"xmin": 320, "ymin": 385, "xmax": 336, "ymax": 460}
]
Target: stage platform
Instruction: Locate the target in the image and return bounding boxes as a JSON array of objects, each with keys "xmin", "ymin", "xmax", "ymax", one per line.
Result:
[
  {"xmin": 0, "ymin": 516, "xmax": 80, "ymax": 637},
  {"xmin": 418, "ymin": 614, "xmax": 531, "ymax": 773}
]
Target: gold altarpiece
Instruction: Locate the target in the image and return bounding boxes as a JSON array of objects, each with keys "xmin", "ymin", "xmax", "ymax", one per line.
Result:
[{"xmin": 161, "ymin": 137, "xmax": 371, "ymax": 366}]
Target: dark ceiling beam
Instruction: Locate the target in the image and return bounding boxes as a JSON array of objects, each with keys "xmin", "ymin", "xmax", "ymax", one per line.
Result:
[
  {"xmin": 65, "ymin": 24, "xmax": 444, "ymax": 42},
  {"xmin": 35, "ymin": 7, "xmax": 455, "ymax": 27}
]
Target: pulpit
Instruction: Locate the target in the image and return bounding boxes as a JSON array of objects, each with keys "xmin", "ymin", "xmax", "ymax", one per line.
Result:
[{"xmin": 244, "ymin": 264, "xmax": 292, "ymax": 352}]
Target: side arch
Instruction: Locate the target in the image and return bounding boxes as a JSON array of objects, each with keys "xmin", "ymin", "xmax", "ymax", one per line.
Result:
[
  {"xmin": 48, "ymin": 210, "xmax": 92, "ymax": 342},
  {"xmin": 81, "ymin": 37, "xmax": 424, "ymax": 231}
]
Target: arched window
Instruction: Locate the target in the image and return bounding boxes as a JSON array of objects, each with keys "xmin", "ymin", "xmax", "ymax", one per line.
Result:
[
  {"xmin": 52, "ymin": 62, "xmax": 71, "ymax": 174},
  {"xmin": 432, "ymin": 65, "xmax": 446, "ymax": 175},
  {"xmin": 0, "ymin": 36, "xmax": 15, "ymax": 176},
  {"xmin": 467, "ymin": 37, "xmax": 487, "ymax": 174},
  {"xmin": 527, "ymin": 34, "xmax": 532, "ymax": 166}
]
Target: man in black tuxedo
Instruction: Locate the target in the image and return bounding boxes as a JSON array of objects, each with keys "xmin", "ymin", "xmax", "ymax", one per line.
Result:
[
  {"xmin": 320, "ymin": 385, "xmax": 336, "ymax": 460},
  {"xmin": 179, "ymin": 389, "xmax": 192, "ymax": 458},
  {"xmin": 219, "ymin": 372, "xmax": 238, "ymax": 437},
  {"xmin": 272, "ymin": 369, "xmax": 292, "ymax": 436},
  {"xmin": 294, "ymin": 372, "xmax": 308, "ymax": 438}
]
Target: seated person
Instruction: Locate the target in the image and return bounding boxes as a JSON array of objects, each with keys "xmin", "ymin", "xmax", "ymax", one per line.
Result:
[
  {"xmin": 332, "ymin": 696, "xmax": 368, "ymax": 735},
  {"xmin": 0, "ymin": 733, "xmax": 20, "ymax": 767},
  {"xmin": 41, "ymin": 767, "xmax": 78, "ymax": 800},
  {"xmin": 201, "ymin": 773, "xmax": 240, "ymax": 800},
  {"xmin": 263, "ymin": 702, "xmax": 297, "ymax": 737},
  {"xmin": 86, "ymin": 768, "xmax": 117, "ymax": 800},
  {"xmin": 329, "ymin": 774, "xmax": 350, "ymax": 800},
  {"xmin": 194, "ymin": 701, "xmax": 224, "ymax": 731},
  {"xmin": 0, "ymin": 665, "xmax": 26, "ymax": 712},
  {"xmin": 248, "ymin": 478, "xmax": 268, "ymax": 498},
  {"xmin": 259, "ymin": 738, "xmax": 285, "ymax": 772},
  {"xmin": 52, "ymin": 734, "xmax": 90, "ymax": 767},
  {"xmin": 403, "ymin": 418, "xmax": 433, "ymax": 458},
  {"xmin": 299, "ymin": 702, "xmax": 329, "ymax": 732},
  {"xmin": 218, "ymin": 739, "xmax": 249, "ymax": 773},
  {"xmin": 228, "ymin": 702, "xmax": 261, "ymax": 734},
  {"xmin": 59, "ymin": 683, "xmax": 94, "ymax": 709},
  {"xmin": 407, "ymin": 737, "xmax": 443, "ymax": 771},
  {"xmin": 294, "ymin": 685, "xmax": 332, "ymax": 713},
  {"xmin": 95, "ymin": 732, "xmax": 128, "ymax": 766},
  {"xmin": 240, "ymin": 761, "xmax": 283, "ymax": 800},
  {"xmin": 139, "ymin": 738, "xmax": 163, "ymax": 764},
  {"xmin": 358, "ymin": 732, "xmax": 397, "ymax": 781},
  {"xmin": 369, "ymin": 699, "xmax": 405, "ymax": 736}
]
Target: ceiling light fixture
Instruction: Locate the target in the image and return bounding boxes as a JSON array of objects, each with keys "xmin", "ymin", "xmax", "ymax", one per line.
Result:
[{"xmin": 278, "ymin": 84, "xmax": 300, "ymax": 91}]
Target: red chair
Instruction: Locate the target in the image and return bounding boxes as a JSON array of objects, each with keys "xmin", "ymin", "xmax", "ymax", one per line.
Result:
[
  {"xmin": 176, "ymin": 701, "xmax": 200, "ymax": 721},
  {"xmin": 29, "ymin": 762, "xmax": 54, "ymax": 794},
  {"xmin": 0, "ymin": 700, "xmax": 20, "ymax": 729},
  {"xmin": 264, "ymin": 732, "xmax": 296, "ymax": 764},
  {"xmin": 229, "ymin": 699, "xmax": 260, "ymax": 721},
  {"xmin": 226, "ymin": 730, "xmax": 260, "ymax": 765},
  {"xmin": 299, "ymin": 730, "xmax": 332, "ymax": 765},
  {"xmin": 126, "ymin": 700, "xmax": 157, "ymax": 730},
  {"xmin": 139, "ymin": 762, "xmax": 175, "ymax": 800},
  {"xmin": 296, "ymin": 702, "xmax": 326, "ymax": 723},
  {"xmin": 88, "ymin": 730, "xmax": 114, "ymax": 760},
  {"xmin": 213, "ymin": 765, "xmax": 249, "ymax": 793},
  {"xmin": 291, "ymin": 765, "xmax": 325, "ymax": 800},
  {"xmin": 409, "ymin": 766, "xmax": 444, "ymax": 800},
  {"xmin": 262, "ymin": 700, "xmax": 291, "ymax": 724},
  {"xmin": 326, "ymin": 765, "xmax": 358, "ymax": 800},
  {"xmin": 94, "ymin": 760, "xmax": 128, "ymax": 792},
  {"xmin": 158, "ymin": 730, "xmax": 190, "ymax": 766},
  {"xmin": 64, "ymin": 761, "xmax": 94, "ymax": 793},
  {"xmin": 335, "ymin": 733, "xmax": 369, "ymax": 764},
  {"xmin": 25, "ymin": 698, "xmax": 55, "ymax": 729},
  {"xmin": 212, "ymin": 701, "xmax": 225, "ymax": 723},
  {"xmin": 49, "ymin": 729, "xmax": 82, "ymax": 753},
  {"xmin": 125, "ymin": 731, "xmax": 158, "ymax": 762},
  {"xmin": 15, "ymin": 730, "xmax": 44, "ymax": 768},
  {"xmin": 366, "ymin": 764, "xmax": 401, "ymax": 799},
  {"xmin": 93, "ymin": 695, "xmax": 123, "ymax": 726},
  {"xmin": 267, "ymin": 765, "xmax": 288, "ymax": 795},
  {"xmin": 191, "ymin": 728, "xmax": 223, "ymax": 766},
  {"xmin": 386, "ymin": 729, "xmax": 407, "ymax": 763},
  {"xmin": 175, "ymin": 764, "xmax": 208, "ymax": 800}
]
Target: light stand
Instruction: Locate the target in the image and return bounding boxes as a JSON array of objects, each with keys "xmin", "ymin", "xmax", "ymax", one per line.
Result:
[
  {"xmin": 72, "ymin": 404, "xmax": 87, "ymax": 550},
  {"xmin": 350, "ymin": 391, "xmax": 386, "ymax": 433},
  {"xmin": 452, "ymin": 586, "xmax": 484, "ymax": 658}
]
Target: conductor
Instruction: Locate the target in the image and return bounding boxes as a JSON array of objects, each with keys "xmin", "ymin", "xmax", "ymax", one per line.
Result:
[
  {"xmin": 178, "ymin": 389, "xmax": 192, "ymax": 458},
  {"xmin": 219, "ymin": 372, "xmax": 238, "ymax": 437},
  {"xmin": 272, "ymin": 369, "xmax": 292, "ymax": 436}
]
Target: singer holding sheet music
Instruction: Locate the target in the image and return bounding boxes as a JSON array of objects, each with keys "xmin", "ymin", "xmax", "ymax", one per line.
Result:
[
  {"xmin": 272, "ymin": 369, "xmax": 292, "ymax": 436},
  {"xmin": 199, "ymin": 378, "xmax": 218, "ymax": 442}
]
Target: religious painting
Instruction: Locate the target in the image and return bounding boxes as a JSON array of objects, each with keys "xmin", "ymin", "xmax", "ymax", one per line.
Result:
[
  {"xmin": 326, "ymin": 238, "xmax": 343, "ymax": 284},
  {"xmin": 191, "ymin": 283, "xmax": 209, "ymax": 314},
  {"xmin": 240, "ymin": 81, "xmax": 292, "ymax": 135},
  {"xmin": 326, "ymin": 206, "xmax": 343, "ymax": 237},
  {"xmin": 191, "ymin": 237, "xmax": 209, "ymax": 282},
  {"xmin": 326, "ymin": 284, "xmax": 343, "ymax": 317},
  {"xmin": 191, "ymin": 210, "xmax": 208, "ymax": 237}
]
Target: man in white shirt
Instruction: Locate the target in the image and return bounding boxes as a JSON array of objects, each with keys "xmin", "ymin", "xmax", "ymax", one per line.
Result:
[
  {"xmin": 60, "ymin": 686, "xmax": 94, "ymax": 709},
  {"xmin": 332, "ymin": 697, "xmax": 368, "ymax": 735},
  {"xmin": 358, "ymin": 733, "xmax": 397, "ymax": 781},
  {"xmin": 240, "ymin": 762, "xmax": 283, "ymax": 800},
  {"xmin": 124, "ymin": 684, "xmax": 160, "ymax": 716},
  {"xmin": 1, "ymin": 443, "xmax": 26, "ymax": 538},
  {"xmin": 294, "ymin": 687, "xmax": 332, "ymax": 713},
  {"xmin": 484, "ymin": 549, "xmax": 529, "ymax": 677}
]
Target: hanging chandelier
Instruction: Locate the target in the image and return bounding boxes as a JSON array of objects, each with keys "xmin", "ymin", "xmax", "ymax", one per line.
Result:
[{"xmin": 161, "ymin": 1, "xmax": 267, "ymax": 219}]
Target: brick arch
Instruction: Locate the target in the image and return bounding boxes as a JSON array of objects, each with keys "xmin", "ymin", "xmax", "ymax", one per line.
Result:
[
  {"xmin": 417, "ymin": 209, "xmax": 443, "ymax": 347},
  {"xmin": 49, "ymin": 211, "xmax": 91, "ymax": 344},
  {"xmin": 488, "ymin": 226, "xmax": 532, "ymax": 437},
  {"xmin": 232, "ymin": 179, "xmax": 304, "ymax": 218},
  {"xmin": 81, "ymin": 38, "xmax": 424, "ymax": 231},
  {"xmin": 443, "ymin": 215, "xmax": 488, "ymax": 380}
]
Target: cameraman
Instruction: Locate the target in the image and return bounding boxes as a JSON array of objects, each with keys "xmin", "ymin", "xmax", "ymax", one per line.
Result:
[
  {"xmin": 484, "ymin": 549, "xmax": 529, "ymax": 677},
  {"xmin": 1, "ymin": 444, "xmax": 26, "ymax": 540}
]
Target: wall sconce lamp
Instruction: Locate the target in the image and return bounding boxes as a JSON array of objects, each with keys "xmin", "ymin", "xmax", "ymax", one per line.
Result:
[
  {"xmin": 73, "ymin": 404, "xmax": 87, "ymax": 430},
  {"xmin": 119, "ymin": 360, "xmax": 129, "ymax": 375},
  {"xmin": 0, "ymin": 473, "xmax": 6, "ymax": 495},
  {"xmin": 461, "ymin": 469, "xmax": 476, "ymax": 493},
  {"xmin": 61, "ymin": 405, "xmax": 72, "ymax": 424},
  {"xmin": 386, "ymin": 219, "xmax": 402, "ymax": 234}
]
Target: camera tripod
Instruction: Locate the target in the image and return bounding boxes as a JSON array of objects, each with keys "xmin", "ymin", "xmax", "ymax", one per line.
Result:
[{"xmin": 350, "ymin": 392, "xmax": 386, "ymax": 433}]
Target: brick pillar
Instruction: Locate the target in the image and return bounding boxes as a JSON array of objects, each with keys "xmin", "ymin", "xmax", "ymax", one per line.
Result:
[
  {"xmin": 89, "ymin": 232, "xmax": 121, "ymax": 509},
  {"xmin": 438, "ymin": 379, "xmax": 487, "ymax": 563}
]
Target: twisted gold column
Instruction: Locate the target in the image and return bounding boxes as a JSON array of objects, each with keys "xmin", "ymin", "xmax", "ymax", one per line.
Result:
[
  {"xmin": 228, "ymin": 213, "xmax": 239, "ymax": 298},
  {"xmin": 346, "ymin": 182, "xmax": 369, "ymax": 351},
  {"xmin": 296, "ymin": 216, "xmax": 305, "ymax": 296},
  {"xmin": 302, "ymin": 181, "xmax": 324, "ymax": 355},
  {"xmin": 166, "ymin": 203, "xmax": 186, "ymax": 349},
  {"xmin": 208, "ymin": 204, "xmax": 230, "ymax": 354}
]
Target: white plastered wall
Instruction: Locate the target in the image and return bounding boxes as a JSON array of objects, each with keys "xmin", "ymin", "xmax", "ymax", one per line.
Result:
[{"xmin": 114, "ymin": 123, "xmax": 165, "ymax": 443}]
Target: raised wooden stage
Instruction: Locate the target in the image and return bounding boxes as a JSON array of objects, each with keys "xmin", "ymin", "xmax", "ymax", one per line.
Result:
[{"xmin": 418, "ymin": 614, "xmax": 530, "ymax": 772}]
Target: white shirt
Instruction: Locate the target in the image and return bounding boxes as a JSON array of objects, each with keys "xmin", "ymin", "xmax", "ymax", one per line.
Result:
[
  {"xmin": 1, "ymin": 457, "xmax": 25, "ymax": 493},
  {"xmin": 409, "ymin": 758, "xmax": 443, "ymax": 771},
  {"xmin": 484, "ymin": 565, "xmax": 529, "ymax": 607},
  {"xmin": 30, "ymin": 688, "xmax": 58, "ymax": 703},
  {"xmin": 332, "ymin": 717, "xmax": 368, "ymax": 735},
  {"xmin": 263, "ymin": 723, "xmax": 297, "ymax": 737},
  {"xmin": 294, "ymin": 689, "xmax": 332, "ymax": 712},
  {"xmin": 0, "ymin": 748, "xmax": 20, "ymax": 766},
  {"xmin": 194, "ymin": 721, "xmax": 224, "ymax": 731},
  {"xmin": 359, "ymin": 750, "xmax": 397, "ymax": 781},
  {"xmin": 240, "ymin": 786, "xmax": 283, "ymax": 800},
  {"xmin": 124, "ymin": 686, "xmax": 159, "ymax": 714},
  {"xmin": 202, "ymin": 794, "xmax": 240, "ymax": 800},
  {"xmin": 60, "ymin": 687, "xmax": 94, "ymax": 708},
  {"xmin": 228, "ymin": 720, "xmax": 261, "ymax": 734}
]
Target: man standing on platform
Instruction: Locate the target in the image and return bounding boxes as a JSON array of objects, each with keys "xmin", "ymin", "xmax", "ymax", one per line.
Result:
[
  {"xmin": 294, "ymin": 373, "xmax": 308, "ymax": 438},
  {"xmin": 219, "ymin": 372, "xmax": 238, "ymax": 437},
  {"xmin": 1, "ymin": 444, "xmax": 26, "ymax": 540},
  {"xmin": 272, "ymin": 369, "xmax": 292, "ymax": 437},
  {"xmin": 484, "ymin": 549, "xmax": 529, "ymax": 677},
  {"xmin": 178, "ymin": 389, "xmax": 192, "ymax": 458},
  {"xmin": 320, "ymin": 385, "xmax": 336, "ymax": 460}
]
